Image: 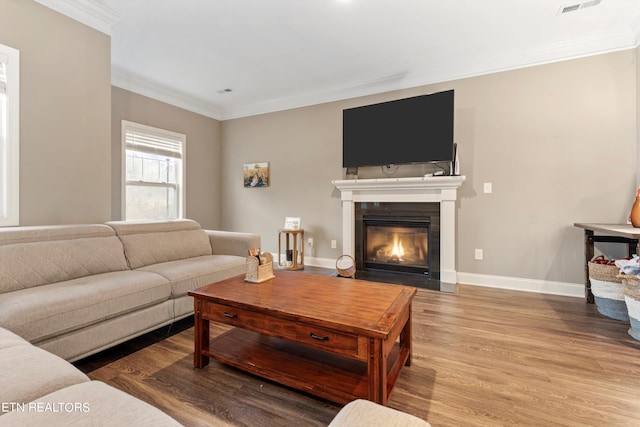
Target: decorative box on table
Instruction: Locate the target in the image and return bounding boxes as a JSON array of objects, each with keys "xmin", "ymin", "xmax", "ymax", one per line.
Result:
[{"xmin": 245, "ymin": 252, "xmax": 275, "ymax": 283}]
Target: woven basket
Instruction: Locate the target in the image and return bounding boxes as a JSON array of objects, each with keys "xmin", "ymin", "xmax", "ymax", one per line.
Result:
[
  {"xmin": 588, "ymin": 257, "xmax": 628, "ymax": 322},
  {"xmin": 588, "ymin": 256, "xmax": 622, "ymax": 283},
  {"xmin": 618, "ymin": 273, "xmax": 640, "ymax": 341}
]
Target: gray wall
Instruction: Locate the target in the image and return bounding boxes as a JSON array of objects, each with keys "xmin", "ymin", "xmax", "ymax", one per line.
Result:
[
  {"xmin": 221, "ymin": 49, "xmax": 637, "ymax": 287},
  {"xmin": 111, "ymin": 87, "xmax": 222, "ymax": 229},
  {"xmin": 221, "ymin": 103, "xmax": 345, "ymax": 261},
  {"xmin": 0, "ymin": 0, "xmax": 111, "ymax": 225}
]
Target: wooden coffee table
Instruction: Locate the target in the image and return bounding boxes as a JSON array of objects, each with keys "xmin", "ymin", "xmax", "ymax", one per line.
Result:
[{"xmin": 188, "ymin": 270, "xmax": 416, "ymax": 405}]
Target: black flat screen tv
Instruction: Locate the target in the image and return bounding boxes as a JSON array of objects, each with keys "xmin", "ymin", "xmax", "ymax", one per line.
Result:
[{"xmin": 342, "ymin": 89, "xmax": 454, "ymax": 168}]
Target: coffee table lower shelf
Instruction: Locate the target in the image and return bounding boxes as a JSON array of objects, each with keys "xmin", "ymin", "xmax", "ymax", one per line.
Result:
[{"xmin": 203, "ymin": 328, "xmax": 405, "ymax": 405}]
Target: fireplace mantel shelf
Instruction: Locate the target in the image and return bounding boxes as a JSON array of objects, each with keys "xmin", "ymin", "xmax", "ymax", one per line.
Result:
[
  {"xmin": 332, "ymin": 175, "xmax": 465, "ymax": 289},
  {"xmin": 332, "ymin": 176, "xmax": 466, "ymax": 192}
]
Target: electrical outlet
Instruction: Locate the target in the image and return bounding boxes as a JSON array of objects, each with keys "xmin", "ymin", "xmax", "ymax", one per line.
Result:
[
  {"xmin": 308, "ymin": 237, "xmax": 313, "ymax": 247},
  {"xmin": 475, "ymin": 249, "xmax": 484, "ymax": 260},
  {"xmin": 483, "ymin": 182, "xmax": 492, "ymax": 194},
  {"xmin": 331, "ymin": 240, "xmax": 337, "ymax": 249}
]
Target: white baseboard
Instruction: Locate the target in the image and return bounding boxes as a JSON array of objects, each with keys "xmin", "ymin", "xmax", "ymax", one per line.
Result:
[
  {"xmin": 457, "ymin": 272, "xmax": 584, "ymax": 298},
  {"xmin": 271, "ymin": 254, "xmax": 336, "ymax": 270},
  {"xmin": 301, "ymin": 256, "xmax": 336, "ymax": 269},
  {"xmin": 301, "ymin": 258, "xmax": 585, "ymax": 299}
]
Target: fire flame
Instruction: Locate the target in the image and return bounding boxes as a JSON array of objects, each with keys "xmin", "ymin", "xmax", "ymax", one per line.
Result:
[{"xmin": 390, "ymin": 234, "xmax": 405, "ymax": 259}]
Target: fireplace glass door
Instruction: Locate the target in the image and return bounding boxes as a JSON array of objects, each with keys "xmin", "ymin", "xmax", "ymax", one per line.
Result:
[{"xmin": 363, "ymin": 216, "xmax": 430, "ymax": 276}]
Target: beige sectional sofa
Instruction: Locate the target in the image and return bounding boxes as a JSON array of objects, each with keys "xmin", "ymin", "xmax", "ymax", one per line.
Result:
[
  {"xmin": 0, "ymin": 326, "xmax": 182, "ymax": 426},
  {"xmin": 0, "ymin": 219, "xmax": 259, "ymax": 362}
]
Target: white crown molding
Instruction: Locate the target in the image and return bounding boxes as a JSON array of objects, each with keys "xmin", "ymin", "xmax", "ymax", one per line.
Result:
[
  {"xmin": 111, "ymin": 67, "xmax": 224, "ymax": 120},
  {"xmin": 219, "ymin": 71, "xmax": 414, "ymax": 120},
  {"xmin": 32, "ymin": 1, "xmax": 640, "ymax": 119},
  {"xmin": 103, "ymin": 18, "xmax": 640, "ymax": 121},
  {"xmin": 35, "ymin": 0, "xmax": 119, "ymax": 35},
  {"xmin": 220, "ymin": 28, "xmax": 640, "ymax": 120}
]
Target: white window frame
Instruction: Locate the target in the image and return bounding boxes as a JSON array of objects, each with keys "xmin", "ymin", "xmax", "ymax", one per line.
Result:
[
  {"xmin": 121, "ymin": 120, "xmax": 186, "ymax": 220},
  {"xmin": 0, "ymin": 44, "xmax": 20, "ymax": 227}
]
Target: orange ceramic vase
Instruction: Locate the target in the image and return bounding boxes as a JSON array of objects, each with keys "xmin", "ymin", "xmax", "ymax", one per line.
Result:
[{"xmin": 631, "ymin": 188, "xmax": 640, "ymax": 228}]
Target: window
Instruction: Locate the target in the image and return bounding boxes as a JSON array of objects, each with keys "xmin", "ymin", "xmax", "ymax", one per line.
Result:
[
  {"xmin": 122, "ymin": 121, "xmax": 185, "ymax": 220},
  {"xmin": 0, "ymin": 44, "xmax": 19, "ymax": 227}
]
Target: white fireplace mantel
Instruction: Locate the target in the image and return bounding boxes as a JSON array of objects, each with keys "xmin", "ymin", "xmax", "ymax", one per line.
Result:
[{"xmin": 332, "ymin": 176, "xmax": 465, "ymax": 285}]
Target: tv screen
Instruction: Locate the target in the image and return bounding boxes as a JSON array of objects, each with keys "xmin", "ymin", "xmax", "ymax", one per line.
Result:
[{"xmin": 342, "ymin": 90, "xmax": 454, "ymax": 168}]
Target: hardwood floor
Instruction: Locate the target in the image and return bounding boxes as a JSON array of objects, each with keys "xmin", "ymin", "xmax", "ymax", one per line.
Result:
[{"xmin": 74, "ymin": 284, "xmax": 640, "ymax": 426}]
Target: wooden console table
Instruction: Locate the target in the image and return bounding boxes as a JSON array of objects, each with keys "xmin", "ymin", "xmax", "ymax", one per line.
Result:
[{"xmin": 574, "ymin": 223, "xmax": 640, "ymax": 303}]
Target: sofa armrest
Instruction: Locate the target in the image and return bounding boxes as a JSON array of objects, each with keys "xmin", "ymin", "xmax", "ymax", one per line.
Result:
[
  {"xmin": 205, "ymin": 230, "xmax": 260, "ymax": 257},
  {"xmin": 328, "ymin": 399, "xmax": 431, "ymax": 427}
]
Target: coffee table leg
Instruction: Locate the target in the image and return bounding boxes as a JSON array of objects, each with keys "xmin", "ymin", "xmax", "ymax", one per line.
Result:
[
  {"xmin": 403, "ymin": 306, "xmax": 412, "ymax": 367},
  {"xmin": 193, "ymin": 298, "xmax": 209, "ymax": 368},
  {"xmin": 368, "ymin": 338, "xmax": 386, "ymax": 404}
]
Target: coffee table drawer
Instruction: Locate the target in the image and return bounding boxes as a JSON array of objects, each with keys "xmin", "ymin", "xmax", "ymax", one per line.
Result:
[{"xmin": 203, "ymin": 301, "xmax": 361, "ymax": 358}]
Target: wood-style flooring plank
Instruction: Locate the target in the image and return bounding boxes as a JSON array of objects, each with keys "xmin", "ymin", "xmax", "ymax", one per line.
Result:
[{"xmin": 74, "ymin": 284, "xmax": 640, "ymax": 426}]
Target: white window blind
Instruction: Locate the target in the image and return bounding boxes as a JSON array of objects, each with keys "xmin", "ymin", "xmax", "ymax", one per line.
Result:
[
  {"xmin": 122, "ymin": 121, "xmax": 185, "ymax": 220},
  {"xmin": 125, "ymin": 128, "xmax": 183, "ymax": 159}
]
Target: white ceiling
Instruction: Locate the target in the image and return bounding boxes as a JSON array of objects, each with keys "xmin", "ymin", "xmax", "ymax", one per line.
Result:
[{"xmin": 39, "ymin": 1, "xmax": 640, "ymax": 120}]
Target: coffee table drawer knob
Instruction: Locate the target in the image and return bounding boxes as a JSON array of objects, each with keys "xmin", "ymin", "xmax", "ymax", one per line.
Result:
[
  {"xmin": 310, "ymin": 332, "xmax": 329, "ymax": 341},
  {"xmin": 224, "ymin": 312, "xmax": 238, "ymax": 319}
]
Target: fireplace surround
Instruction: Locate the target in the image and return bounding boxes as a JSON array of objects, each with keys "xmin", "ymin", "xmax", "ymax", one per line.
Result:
[
  {"xmin": 333, "ymin": 176, "xmax": 465, "ymax": 291},
  {"xmin": 355, "ymin": 202, "xmax": 440, "ymax": 289}
]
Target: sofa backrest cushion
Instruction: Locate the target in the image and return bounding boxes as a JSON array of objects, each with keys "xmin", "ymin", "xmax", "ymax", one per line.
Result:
[
  {"xmin": 106, "ymin": 219, "xmax": 212, "ymax": 270},
  {"xmin": 0, "ymin": 225, "xmax": 129, "ymax": 293}
]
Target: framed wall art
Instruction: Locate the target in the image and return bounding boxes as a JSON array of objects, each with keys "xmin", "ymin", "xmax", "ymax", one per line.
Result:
[{"xmin": 244, "ymin": 162, "xmax": 269, "ymax": 188}]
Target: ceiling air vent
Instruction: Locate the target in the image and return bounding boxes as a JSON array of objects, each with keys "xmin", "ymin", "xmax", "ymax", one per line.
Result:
[
  {"xmin": 561, "ymin": 4, "xmax": 580, "ymax": 13},
  {"xmin": 559, "ymin": 0, "xmax": 602, "ymax": 14},
  {"xmin": 581, "ymin": 0, "xmax": 602, "ymax": 9}
]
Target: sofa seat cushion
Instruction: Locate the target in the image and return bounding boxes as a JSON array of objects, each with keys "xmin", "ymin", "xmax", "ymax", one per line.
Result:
[
  {"xmin": 0, "ymin": 270, "xmax": 171, "ymax": 343},
  {"xmin": 0, "ymin": 381, "xmax": 183, "ymax": 426},
  {"xmin": 138, "ymin": 254, "xmax": 246, "ymax": 297},
  {"xmin": 0, "ymin": 328, "xmax": 89, "ymax": 405}
]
